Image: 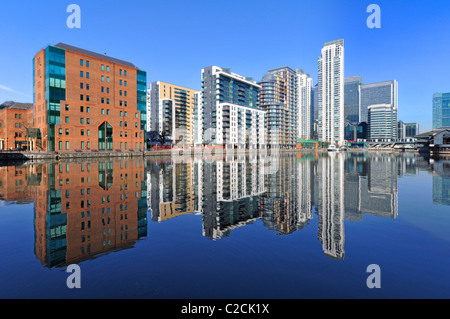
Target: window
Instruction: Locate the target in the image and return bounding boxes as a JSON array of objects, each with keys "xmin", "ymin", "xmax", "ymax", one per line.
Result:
[
  {"xmin": 86, "ymin": 61, "xmax": 89, "ymax": 67},
  {"xmin": 80, "ymin": 94, "xmax": 84, "ymax": 101},
  {"xmin": 87, "ymin": 130, "xmax": 90, "ymax": 136},
  {"xmin": 124, "ymin": 81, "xmax": 127, "ymax": 86},
  {"xmin": 59, "ymin": 128, "xmax": 63, "ymax": 134},
  {"xmin": 101, "ymin": 64, "xmax": 104, "ymax": 71},
  {"xmin": 124, "ymin": 91, "xmax": 127, "ymax": 97},
  {"xmin": 120, "ymin": 101, "xmax": 122, "ymax": 106},
  {"xmin": 135, "ymin": 113, "xmax": 138, "ymax": 118},
  {"xmin": 65, "ymin": 104, "xmax": 69, "ymax": 111},
  {"xmin": 87, "ymin": 118, "xmax": 90, "ymax": 124},
  {"xmin": 124, "ymin": 101, "xmax": 127, "ymax": 107},
  {"xmin": 98, "ymin": 121, "xmax": 113, "ymax": 151},
  {"xmin": 106, "ymin": 77, "xmax": 110, "ymax": 83},
  {"xmin": 106, "ymin": 66, "xmax": 110, "ymax": 72},
  {"xmin": 106, "ymin": 98, "xmax": 109, "ymax": 104},
  {"xmin": 81, "ymin": 129, "xmax": 84, "ymax": 136},
  {"xmin": 119, "ymin": 80, "xmax": 122, "ymax": 85},
  {"xmin": 101, "ymin": 109, "xmax": 105, "ymax": 114},
  {"xmin": 65, "ymin": 129, "xmax": 69, "ymax": 135},
  {"xmin": 101, "ymin": 75, "xmax": 104, "ymax": 81},
  {"xmin": 101, "ymin": 86, "xmax": 104, "ymax": 92},
  {"xmin": 80, "ymin": 83, "xmax": 84, "ymax": 89},
  {"xmin": 86, "ymin": 107, "xmax": 90, "ymax": 113},
  {"xmin": 80, "ymin": 71, "xmax": 84, "ymax": 77},
  {"xmin": 87, "ymin": 141, "xmax": 90, "ymax": 149},
  {"xmin": 101, "ymin": 98, "xmax": 105, "ymax": 104},
  {"xmin": 120, "ymin": 90, "xmax": 122, "ymax": 96},
  {"xmin": 65, "ymin": 117, "xmax": 69, "ymax": 123},
  {"xmin": 120, "ymin": 111, "xmax": 123, "ymax": 116},
  {"xmin": 80, "ymin": 59, "xmax": 83, "ymax": 66},
  {"xmin": 81, "ymin": 141, "xmax": 84, "ymax": 149},
  {"xmin": 80, "ymin": 118, "xmax": 84, "ymax": 124},
  {"xmin": 106, "ymin": 109, "xmax": 110, "ymax": 115},
  {"xmin": 86, "ymin": 95, "xmax": 90, "ymax": 102},
  {"xmin": 80, "ymin": 106, "xmax": 84, "ymax": 112},
  {"xmin": 86, "ymin": 84, "xmax": 90, "ymax": 90},
  {"xmin": 124, "ymin": 70, "xmax": 127, "ymax": 76},
  {"xmin": 120, "ymin": 69, "xmax": 122, "ymax": 75},
  {"xmin": 59, "ymin": 141, "xmax": 62, "ymax": 150},
  {"xmin": 86, "ymin": 72, "xmax": 89, "ymax": 79},
  {"xmin": 66, "ymin": 141, "xmax": 69, "ymax": 150},
  {"xmin": 107, "ymin": 88, "xmax": 110, "ymax": 93},
  {"xmin": 124, "ymin": 112, "xmax": 127, "ymax": 117}
]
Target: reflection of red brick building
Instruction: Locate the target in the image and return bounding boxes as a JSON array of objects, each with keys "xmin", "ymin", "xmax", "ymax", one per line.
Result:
[
  {"xmin": 0, "ymin": 101, "xmax": 34, "ymax": 150},
  {"xmin": 33, "ymin": 159, "xmax": 148, "ymax": 267},
  {"xmin": 0, "ymin": 164, "xmax": 35, "ymax": 203}
]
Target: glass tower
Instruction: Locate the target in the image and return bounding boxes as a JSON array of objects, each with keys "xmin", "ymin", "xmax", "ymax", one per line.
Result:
[{"xmin": 433, "ymin": 93, "xmax": 450, "ymax": 129}]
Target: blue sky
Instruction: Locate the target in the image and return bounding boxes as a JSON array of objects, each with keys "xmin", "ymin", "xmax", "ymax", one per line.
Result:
[{"xmin": 1, "ymin": 0, "xmax": 449, "ymax": 132}]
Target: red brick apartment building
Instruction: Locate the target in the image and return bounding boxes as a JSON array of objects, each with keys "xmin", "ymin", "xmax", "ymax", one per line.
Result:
[
  {"xmin": 33, "ymin": 43, "xmax": 147, "ymax": 152},
  {"xmin": 0, "ymin": 101, "xmax": 34, "ymax": 150}
]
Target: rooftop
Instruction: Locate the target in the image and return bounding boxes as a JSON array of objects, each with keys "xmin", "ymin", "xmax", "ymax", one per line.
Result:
[
  {"xmin": 0, "ymin": 101, "xmax": 33, "ymax": 110},
  {"xmin": 54, "ymin": 43, "xmax": 138, "ymax": 69}
]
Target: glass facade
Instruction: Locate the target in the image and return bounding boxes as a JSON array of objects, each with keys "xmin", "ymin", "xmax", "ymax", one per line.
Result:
[
  {"xmin": 433, "ymin": 93, "xmax": 450, "ymax": 129},
  {"xmin": 361, "ymin": 80, "xmax": 397, "ymax": 123},
  {"xmin": 137, "ymin": 70, "xmax": 147, "ymax": 132},
  {"xmin": 45, "ymin": 46, "xmax": 66, "ymax": 151},
  {"xmin": 344, "ymin": 76, "xmax": 362, "ymax": 124},
  {"xmin": 368, "ymin": 105, "xmax": 397, "ymax": 140}
]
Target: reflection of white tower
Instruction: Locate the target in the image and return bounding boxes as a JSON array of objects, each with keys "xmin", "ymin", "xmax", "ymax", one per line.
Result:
[
  {"xmin": 297, "ymin": 158, "xmax": 313, "ymax": 226},
  {"xmin": 318, "ymin": 152, "xmax": 345, "ymax": 260}
]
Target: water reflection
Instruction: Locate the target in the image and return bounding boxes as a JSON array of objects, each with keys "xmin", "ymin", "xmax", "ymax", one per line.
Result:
[
  {"xmin": 0, "ymin": 151, "xmax": 448, "ymax": 267},
  {"xmin": 1, "ymin": 159, "xmax": 148, "ymax": 267}
]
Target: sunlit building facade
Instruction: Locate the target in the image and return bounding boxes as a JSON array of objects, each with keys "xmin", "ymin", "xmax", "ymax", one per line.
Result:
[{"xmin": 33, "ymin": 43, "xmax": 147, "ymax": 152}]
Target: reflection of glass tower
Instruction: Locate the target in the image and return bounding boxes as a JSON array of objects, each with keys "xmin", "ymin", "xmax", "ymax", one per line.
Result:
[
  {"xmin": 432, "ymin": 159, "xmax": 450, "ymax": 206},
  {"xmin": 359, "ymin": 153, "xmax": 398, "ymax": 218},
  {"xmin": 317, "ymin": 152, "xmax": 345, "ymax": 260}
]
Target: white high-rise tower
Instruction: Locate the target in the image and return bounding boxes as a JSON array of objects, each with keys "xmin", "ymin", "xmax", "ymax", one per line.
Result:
[
  {"xmin": 318, "ymin": 39, "xmax": 345, "ymax": 145},
  {"xmin": 297, "ymin": 69, "xmax": 313, "ymax": 140}
]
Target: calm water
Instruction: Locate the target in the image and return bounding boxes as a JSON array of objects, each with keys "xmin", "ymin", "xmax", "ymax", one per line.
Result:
[{"xmin": 0, "ymin": 151, "xmax": 448, "ymax": 299}]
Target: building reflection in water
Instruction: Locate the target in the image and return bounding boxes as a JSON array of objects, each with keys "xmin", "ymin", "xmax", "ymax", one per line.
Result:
[
  {"xmin": 1, "ymin": 151, "xmax": 448, "ymax": 265},
  {"xmin": 0, "ymin": 160, "xmax": 148, "ymax": 267}
]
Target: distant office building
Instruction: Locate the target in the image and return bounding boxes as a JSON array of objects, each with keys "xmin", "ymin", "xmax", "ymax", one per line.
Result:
[
  {"xmin": 201, "ymin": 66, "xmax": 265, "ymax": 149},
  {"xmin": 404, "ymin": 122, "xmax": 419, "ymax": 138},
  {"xmin": 297, "ymin": 69, "xmax": 313, "ymax": 140},
  {"xmin": 318, "ymin": 39, "xmax": 345, "ymax": 145},
  {"xmin": 361, "ymin": 80, "xmax": 398, "ymax": 123},
  {"xmin": 259, "ymin": 66, "xmax": 298, "ymax": 148},
  {"xmin": 357, "ymin": 122, "xmax": 368, "ymax": 139},
  {"xmin": 33, "ymin": 43, "xmax": 147, "ymax": 152},
  {"xmin": 398, "ymin": 120, "xmax": 405, "ymax": 139},
  {"xmin": 148, "ymin": 81, "xmax": 199, "ymax": 146},
  {"xmin": 0, "ymin": 101, "xmax": 34, "ymax": 150},
  {"xmin": 432, "ymin": 92, "xmax": 450, "ymax": 129},
  {"xmin": 344, "ymin": 76, "xmax": 363, "ymax": 124},
  {"xmin": 368, "ymin": 104, "xmax": 398, "ymax": 140}
]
